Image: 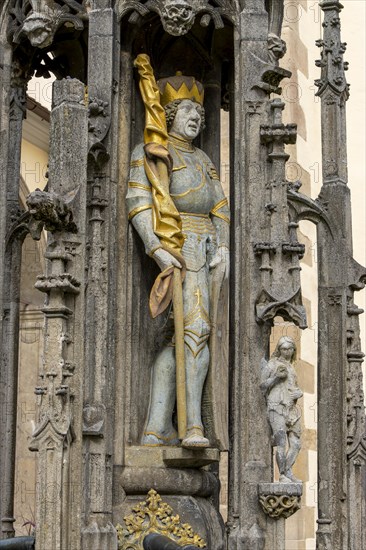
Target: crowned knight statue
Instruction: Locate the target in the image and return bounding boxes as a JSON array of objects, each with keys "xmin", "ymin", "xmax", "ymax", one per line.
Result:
[{"xmin": 126, "ymin": 55, "xmax": 230, "ymax": 449}]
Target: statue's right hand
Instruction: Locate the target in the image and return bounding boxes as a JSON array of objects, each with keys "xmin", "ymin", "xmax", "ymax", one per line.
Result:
[
  {"xmin": 153, "ymin": 248, "xmax": 182, "ymax": 272},
  {"xmin": 276, "ymin": 365, "xmax": 288, "ymax": 379}
]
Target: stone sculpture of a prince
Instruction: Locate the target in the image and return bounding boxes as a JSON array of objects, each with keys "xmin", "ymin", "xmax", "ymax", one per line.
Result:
[{"xmin": 126, "ymin": 55, "xmax": 230, "ymax": 449}]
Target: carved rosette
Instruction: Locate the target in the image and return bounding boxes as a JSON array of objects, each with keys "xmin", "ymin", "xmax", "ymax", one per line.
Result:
[
  {"xmin": 116, "ymin": 489, "xmax": 206, "ymax": 549},
  {"xmin": 116, "ymin": 0, "xmax": 235, "ymax": 35}
]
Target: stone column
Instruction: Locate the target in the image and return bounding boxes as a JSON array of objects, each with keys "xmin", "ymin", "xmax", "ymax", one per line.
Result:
[
  {"xmin": 346, "ymin": 291, "xmax": 366, "ymax": 550},
  {"xmin": 81, "ymin": 2, "xmax": 119, "ymax": 548},
  {"xmin": 228, "ymin": 2, "xmax": 275, "ymax": 548},
  {"xmin": 28, "ymin": 79, "xmax": 88, "ymax": 550},
  {"xmin": 228, "ymin": 2, "xmax": 304, "ymax": 548},
  {"xmin": 0, "ymin": 47, "xmax": 29, "ymax": 539},
  {"xmin": 315, "ymin": 2, "xmax": 355, "ymax": 547}
]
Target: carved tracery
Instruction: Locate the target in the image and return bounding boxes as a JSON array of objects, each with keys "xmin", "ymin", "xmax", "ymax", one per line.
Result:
[{"xmin": 116, "ymin": 0, "xmax": 236, "ymax": 33}]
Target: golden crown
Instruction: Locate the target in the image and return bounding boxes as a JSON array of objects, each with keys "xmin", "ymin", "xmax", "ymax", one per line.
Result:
[{"xmin": 157, "ymin": 72, "xmax": 204, "ymax": 107}]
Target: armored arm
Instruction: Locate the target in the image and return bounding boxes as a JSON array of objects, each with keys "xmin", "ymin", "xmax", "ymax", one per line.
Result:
[
  {"xmin": 207, "ymin": 162, "xmax": 230, "ymax": 250},
  {"xmin": 126, "ymin": 144, "xmax": 182, "ymax": 271}
]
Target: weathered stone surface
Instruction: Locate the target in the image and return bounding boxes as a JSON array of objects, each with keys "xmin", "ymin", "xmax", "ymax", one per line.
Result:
[
  {"xmin": 117, "ymin": 465, "xmax": 217, "ymax": 497},
  {"xmin": 124, "ymin": 445, "xmax": 219, "ymax": 469},
  {"xmin": 0, "ymin": 1, "xmax": 365, "ymax": 550}
]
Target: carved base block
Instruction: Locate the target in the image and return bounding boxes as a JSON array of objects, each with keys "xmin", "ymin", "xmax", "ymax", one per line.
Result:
[
  {"xmin": 114, "ymin": 451, "xmax": 224, "ymax": 550},
  {"xmin": 258, "ymin": 482, "xmax": 302, "ymax": 519},
  {"xmin": 81, "ymin": 521, "xmax": 117, "ymax": 550},
  {"xmin": 125, "ymin": 445, "xmax": 220, "ymax": 468}
]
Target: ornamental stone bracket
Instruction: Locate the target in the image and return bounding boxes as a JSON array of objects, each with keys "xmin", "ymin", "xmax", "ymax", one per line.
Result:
[
  {"xmin": 116, "ymin": 489, "xmax": 207, "ymax": 550},
  {"xmin": 254, "ymin": 63, "xmax": 292, "ymax": 96},
  {"xmin": 258, "ymin": 483, "xmax": 302, "ymax": 520},
  {"xmin": 116, "ymin": 0, "xmax": 235, "ymax": 35},
  {"xmin": 9, "ymin": 0, "xmax": 86, "ymax": 49}
]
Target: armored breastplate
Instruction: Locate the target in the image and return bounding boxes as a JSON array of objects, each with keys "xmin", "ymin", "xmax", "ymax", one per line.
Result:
[{"xmin": 168, "ymin": 137, "xmax": 217, "ymax": 215}]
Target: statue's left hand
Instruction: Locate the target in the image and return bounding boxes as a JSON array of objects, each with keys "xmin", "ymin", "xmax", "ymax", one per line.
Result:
[{"xmin": 209, "ymin": 246, "xmax": 230, "ymax": 280}]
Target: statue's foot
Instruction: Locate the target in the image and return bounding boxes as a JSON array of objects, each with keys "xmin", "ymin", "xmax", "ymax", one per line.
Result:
[
  {"xmin": 142, "ymin": 431, "xmax": 179, "ymax": 446},
  {"xmin": 285, "ymin": 470, "xmax": 301, "ymax": 483},
  {"xmin": 279, "ymin": 474, "xmax": 294, "ymax": 484},
  {"xmin": 181, "ymin": 428, "xmax": 209, "ymax": 449}
]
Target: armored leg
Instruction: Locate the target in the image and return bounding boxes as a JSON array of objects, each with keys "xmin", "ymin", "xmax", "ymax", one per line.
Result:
[
  {"xmin": 180, "ymin": 269, "xmax": 211, "ymax": 448},
  {"xmin": 142, "ymin": 346, "xmax": 178, "ymax": 445}
]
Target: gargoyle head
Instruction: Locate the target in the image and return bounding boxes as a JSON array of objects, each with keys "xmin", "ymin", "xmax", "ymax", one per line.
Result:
[{"xmin": 22, "ymin": 12, "xmax": 54, "ymax": 48}]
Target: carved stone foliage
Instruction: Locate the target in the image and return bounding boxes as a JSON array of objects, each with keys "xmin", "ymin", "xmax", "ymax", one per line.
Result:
[
  {"xmin": 116, "ymin": 489, "xmax": 206, "ymax": 549},
  {"xmin": 116, "ymin": 0, "xmax": 235, "ymax": 35},
  {"xmin": 258, "ymin": 482, "xmax": 302, "ymax": 520},
  {"xmin": 259, "ymin": 493, "xmax": 301, "ymax": 519},
  {"xmin": 7, "ymin": 0, "xmax": 85, "ymax": 49},
  {"xmin": 315, "ymin": 0, "xmax": 349, "ymax": 98}
]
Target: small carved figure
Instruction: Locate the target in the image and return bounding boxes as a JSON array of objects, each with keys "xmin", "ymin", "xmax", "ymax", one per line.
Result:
[
  {"xmin": 260, "ymin": 336, "xmax": 303, "ymax": 483},
  {"xmin": 127, "ymin": 57, "xmax": 229, "ymax": 449}
]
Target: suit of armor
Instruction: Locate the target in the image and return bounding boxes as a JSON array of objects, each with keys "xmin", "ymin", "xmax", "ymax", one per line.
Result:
[{"xmin": 127, "ymin": 100, "xmax": 229, "ymax": 448}]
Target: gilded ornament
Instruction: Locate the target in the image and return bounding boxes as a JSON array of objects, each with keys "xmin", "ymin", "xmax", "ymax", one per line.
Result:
[{"xmin": 116, "ymin": 489, "xmax": 206, "ymax": 549}]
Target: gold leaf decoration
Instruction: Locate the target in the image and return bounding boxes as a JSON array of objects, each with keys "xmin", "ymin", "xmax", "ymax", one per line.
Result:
[{"xmin": 116, "ymin": 489, "xmax": 206, "ymax": 549}]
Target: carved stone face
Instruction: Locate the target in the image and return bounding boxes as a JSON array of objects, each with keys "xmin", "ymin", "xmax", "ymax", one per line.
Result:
[
  {"xmin": 161, "ymin": 1, "xmax": 195, "ymax": 36},
  {"xmin": 22, "ymin": 15, "xmax": 54, "ymax": 48},
  {"xmin": 279, "ymin": 342, "xmax": 295, "ymax": 362},
  {"xmin": 169, "ymin": 99, "xmax": 202, "ymax": 141}
]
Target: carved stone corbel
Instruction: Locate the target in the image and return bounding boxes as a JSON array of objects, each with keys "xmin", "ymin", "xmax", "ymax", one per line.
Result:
[
  {"xmin": 258, "ymin": 483, "xmax": 302, "ymax": 520},
  {"xmin": 11, "ymin": 0, "xmax": 85, "ymax": 49}
]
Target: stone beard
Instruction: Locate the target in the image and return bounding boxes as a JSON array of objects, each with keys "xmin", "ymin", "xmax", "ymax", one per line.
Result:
[{"xmin": 126, "ymin": 98, "xmax": 230, "ymax": 448}]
